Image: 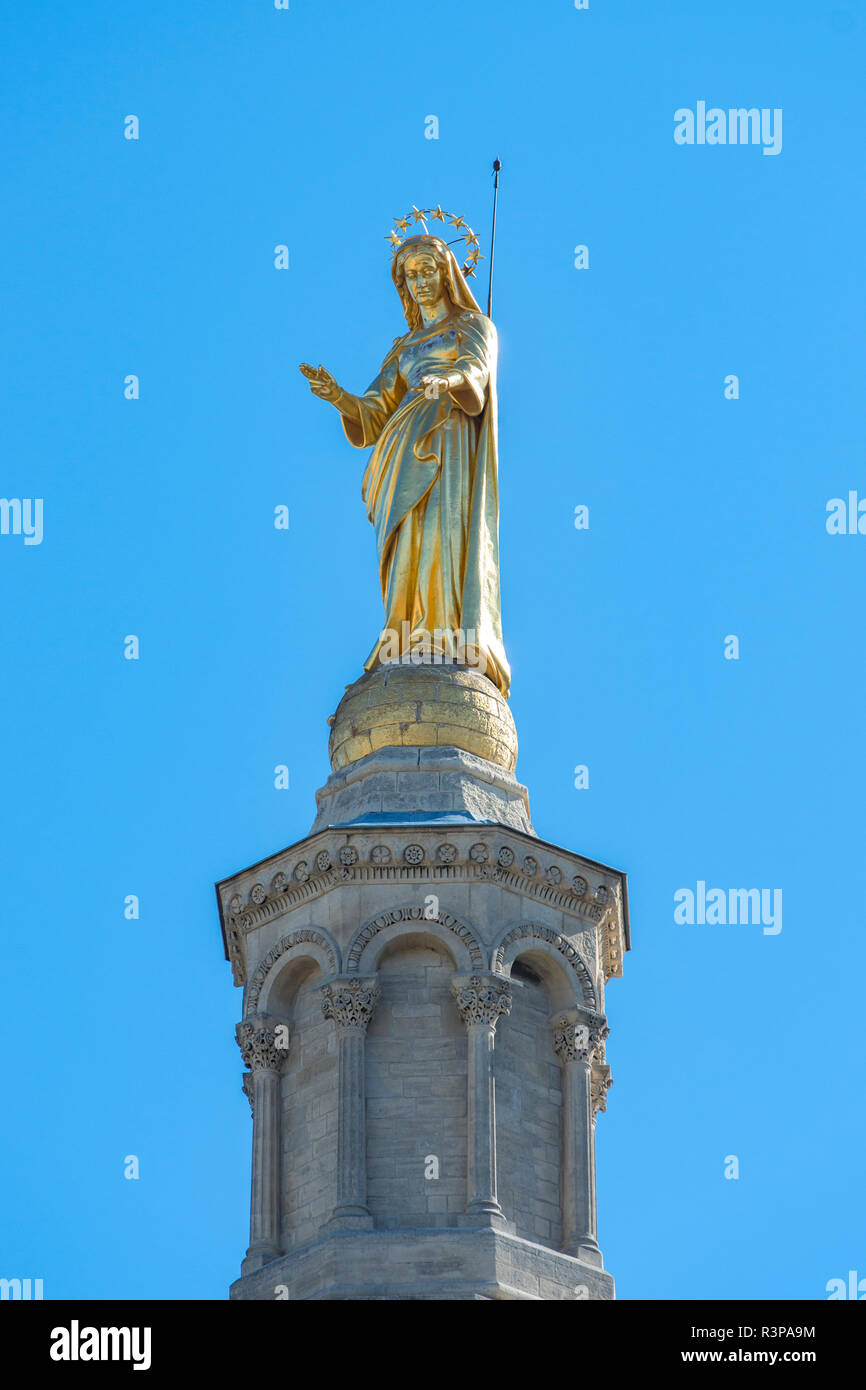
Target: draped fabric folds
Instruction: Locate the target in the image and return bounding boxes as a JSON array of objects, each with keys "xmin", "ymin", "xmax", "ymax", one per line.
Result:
[{"xmin": 340, "ymin": 238, "xmax": 510, "ymax": 698}]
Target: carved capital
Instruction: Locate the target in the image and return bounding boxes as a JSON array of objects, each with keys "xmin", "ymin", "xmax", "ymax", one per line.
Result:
[
  {"xmin": 451, "ymin": 974, "xmax": 512, "ymax": 1030},
  {"xmin": 550, "ymin": 1010, "xmax": 609, "ymax": 1065},
  {"xmin": 320, "ymin": 977, "xmax": 380, "ymax": 1032},
  {"xmin": 236, "ymin": 1017, "xmax": 291, "ymax": 1074},
  {"xmin": 591, "ymin": 1063, "xmax": 613, "ymax": 1118}
]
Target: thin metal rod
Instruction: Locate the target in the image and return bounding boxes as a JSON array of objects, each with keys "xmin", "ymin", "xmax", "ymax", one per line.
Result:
[{"xmin": 487, "ymin": 158, "xmax": 501, "ymax": 318}]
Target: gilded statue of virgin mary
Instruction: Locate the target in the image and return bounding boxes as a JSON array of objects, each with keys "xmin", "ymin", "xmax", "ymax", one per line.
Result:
[{"xmin": 300, "ymin": 223, "xmax": 510, "ymax": 698}]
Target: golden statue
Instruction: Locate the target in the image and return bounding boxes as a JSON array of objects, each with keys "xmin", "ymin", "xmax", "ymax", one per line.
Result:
[{"xmin": 300, "ymin": 210, "xmax": 510, "ymax": 698}]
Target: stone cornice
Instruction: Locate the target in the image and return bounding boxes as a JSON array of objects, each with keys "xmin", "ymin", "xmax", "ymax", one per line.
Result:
[{"xmin": 218, "ymin": 825, "xmax": 627, "ymax": 988}]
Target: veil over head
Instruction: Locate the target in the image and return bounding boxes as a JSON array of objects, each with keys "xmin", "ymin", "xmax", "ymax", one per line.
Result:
[{"xmin": 391, "ymin": 235, "xmax": 482, "ymax": 328}]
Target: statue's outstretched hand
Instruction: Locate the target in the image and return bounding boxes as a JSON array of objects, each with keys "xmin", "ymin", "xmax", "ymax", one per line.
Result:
[{"xmin": 299, "ymin": 363, "xmax": 341, "ymax": 402}]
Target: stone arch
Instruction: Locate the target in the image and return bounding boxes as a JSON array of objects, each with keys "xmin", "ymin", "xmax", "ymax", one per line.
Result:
[
  {"xmin": 244, "ymin": 926, "xmax": 341, "ymax": 1018},
  {"xmin": 490, "ymin": 922, "xmax": 597, "ymax": 1011},
  {"xmin": 346, "ymin": 904, "xmax": 485, "ymax": 975}
]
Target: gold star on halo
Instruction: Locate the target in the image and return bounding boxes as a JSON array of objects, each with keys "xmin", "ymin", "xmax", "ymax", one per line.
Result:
[
  {"xmin": 465, "ymin": 231, "xmax": 480, "ymax": 248},
  {"xmin": 394, "ymin": 216, "xmax": 410, "ymax": 233},
  {"xmin": 448, "ymin": 213, "xmax": 467, "ymax": 231},
  {"xmin": 411, "ymin": 205, "xmax": 428, "ymax": 224},
  {"xmin": 430, "ymin": 205, "xmax": 446, "ymax": 222},
  {"xmin": 386, "ymin": 231, "xmax": 402, "ymax": 248}
]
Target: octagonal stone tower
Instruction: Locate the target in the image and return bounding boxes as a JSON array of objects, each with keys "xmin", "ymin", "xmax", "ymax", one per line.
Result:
[{"xmin": 217, "ymin": 660, "xmax": 629, "ymax": 1300}]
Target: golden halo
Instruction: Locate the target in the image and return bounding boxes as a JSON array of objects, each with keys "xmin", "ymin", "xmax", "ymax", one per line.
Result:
[{"xmin": 385, "ymin": 205, "xmax": 483, "ymax": 279}]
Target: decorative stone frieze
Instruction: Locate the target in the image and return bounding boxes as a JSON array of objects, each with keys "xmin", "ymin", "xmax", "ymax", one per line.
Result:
[{"xmin": 220, "ymin": 827, "xmax": 626, "ymax": 989}]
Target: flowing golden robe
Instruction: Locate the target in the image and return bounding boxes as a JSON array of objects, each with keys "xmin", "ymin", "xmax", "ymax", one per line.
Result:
[{"xmin": 341, "ymin": 308, "xmax": 510, "ymax": 697}]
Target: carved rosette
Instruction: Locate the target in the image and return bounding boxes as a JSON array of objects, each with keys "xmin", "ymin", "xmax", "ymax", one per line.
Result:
[
  {"xmin": 236, "ymin": 1018, "xmax": 291, "ymax": 1074},
  {"xmin": 451, "ymin": 974, "xmax": 513, "ymax": 1030},
  {"xmin": 550, "ymin": 1012, "xmax": 609, "ymax": 1065},
  {"xmin": 320, "ymin": 978, "xmax": 380, "ymax": 1032},
  {"xmin": 591, "ymin": 1063, "xmax": 613, "ymax": 1118}
]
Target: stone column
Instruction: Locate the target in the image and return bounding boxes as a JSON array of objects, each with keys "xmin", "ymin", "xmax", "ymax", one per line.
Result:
[
  {"xmin": 451, "ymin": 973, "xmax": 512, "ymax": 1221},
  {"xmin": 320, "ymin": 977, "xmax": 380, "ymax": 1229},
  {"xmin": 236, "ymin": 1016, "xmax": 291, "ymax": 1273},
  {"xmin": 550, "ymin": 1009, "xmax": 609, "ymax": 1268}
]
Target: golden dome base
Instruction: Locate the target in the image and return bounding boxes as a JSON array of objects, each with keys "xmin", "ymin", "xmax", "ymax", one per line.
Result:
[{"xmin": 328, "ymin": 661, "xmax": 517, "ymax": 774}]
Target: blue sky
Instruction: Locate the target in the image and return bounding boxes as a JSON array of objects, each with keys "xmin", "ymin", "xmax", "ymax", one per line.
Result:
[{"xmin": 1, "ymin": 0, "xmax": 863, "ymax": 1300}]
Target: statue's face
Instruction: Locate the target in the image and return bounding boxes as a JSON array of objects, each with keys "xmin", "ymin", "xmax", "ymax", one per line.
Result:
[{"xmin": 402, "ymin": 253, "xmax": 443, "ymax": 308}]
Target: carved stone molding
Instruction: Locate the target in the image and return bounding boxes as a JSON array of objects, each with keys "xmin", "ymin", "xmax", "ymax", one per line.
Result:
[
  {"xmin": 602, "ymin": 908, "xmax": 626, "ymax": 981},
  {"xmin": 471, "ymin": 858, "xmax": 609, "ymax": 923},
  {"xmin": 244, "ymin": 928, "xmax": 340, "ymax": 1017},
  {"xmin": 221, "ymin": 833, "xmax": 625, "ymax": 987},
  {"xmin": 451, "ymin": 974, "xmax": 513, "ymax": 1030},
  {"xmin": 491, "ymin": 923, "xmax": 598, "ymax": 1010},
  {"xmin": 346, "ymin": 904, "xmax": 485, "ymax": 973},
  {"xmin": 236, "ymin": 1018, "xmax": 291, "ymax": 1074},
  {"xmin": 320, "ymin": 978, "xmax": 380, "ymax": 1032},
  {"xmin": 591, "ymin": 1063, "xmax": 613, "ymax": 1118},
  {"xmin": 550, "ymin": 1011, "xmax": 609, "ymax": 1066}
]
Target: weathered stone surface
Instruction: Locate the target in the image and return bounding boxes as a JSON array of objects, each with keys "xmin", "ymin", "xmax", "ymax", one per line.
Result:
[
  {"xmin": 229, "ymin": 1227, "xmax": 615, "ymax": 1301},
  {"xmin": 328, "ymin": 662, "xmax": 518, "ymax": 773},
  {"xmin": 311, "ymin": 744, "xmax": 533, "ymax": 836},
  {"xmin": 218, "ymin": 689, "xmax": 630, "ymax": 1301}
]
